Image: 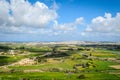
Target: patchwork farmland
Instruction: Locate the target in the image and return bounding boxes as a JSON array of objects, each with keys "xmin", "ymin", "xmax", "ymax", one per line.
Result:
[{"xmin": 0, "ymin": 42, "xmax": 120, "ymax": 80}]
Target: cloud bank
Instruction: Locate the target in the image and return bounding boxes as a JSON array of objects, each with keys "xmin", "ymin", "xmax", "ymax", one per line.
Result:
[
  {"xmin": 0, "ymin": 0, "xmax": 120, "ymax": 41},
  {"xmin": 0, "ymin": 0, "xmax": 84, "ymax": 36},
  {"xmin": 82, "ymin": 13, "xmax": 120, "ymax": 40},
  {"xmin": 0, "ymin": 0, "xmax": 57, "ymax": 34}
]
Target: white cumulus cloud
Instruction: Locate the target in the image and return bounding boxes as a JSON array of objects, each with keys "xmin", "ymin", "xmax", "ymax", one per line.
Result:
[
  {"xmin": 0, "ymin": 0, "xmax": 57, "ymax": 34},
  {"xmin": 53, "ymin": 17, "xmax": 84, "ymax": 35},
  {"xmin": 83, "ymin": 13, "xmax": 120, "ymax": 37}
]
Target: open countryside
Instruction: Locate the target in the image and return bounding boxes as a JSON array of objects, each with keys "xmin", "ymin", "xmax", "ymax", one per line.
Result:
[
  {"xmin": 0, "ymin": 42, "xmax": 120, "ymax": 80},
  {"xmin": 0, "ymin": 0, "xmax": 120, "ymax": 80}
]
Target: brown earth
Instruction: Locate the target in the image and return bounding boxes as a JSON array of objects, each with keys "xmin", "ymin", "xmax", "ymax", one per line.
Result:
[{"xmin": 110, "ymin": 65, "xmax": 120, "ymax": 69}]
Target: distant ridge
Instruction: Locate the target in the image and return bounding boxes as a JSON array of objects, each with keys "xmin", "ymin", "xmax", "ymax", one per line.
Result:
[{"xmin": 0, "ymin": 41, "xmax": 120, "ymax": 45}]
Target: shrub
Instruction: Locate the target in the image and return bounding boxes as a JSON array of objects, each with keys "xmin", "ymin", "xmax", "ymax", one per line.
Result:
[
  {"xmin": 77, "ymin": 74, "xmax": 86, "ymax": 79},
  {"xmin": 49, "ymin": 68, "xmax": 61, "ymax": 72}
]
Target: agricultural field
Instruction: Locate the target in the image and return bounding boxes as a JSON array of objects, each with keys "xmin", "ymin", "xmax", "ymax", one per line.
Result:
[{"xmin": 0, "ymin": 43, "xmax": 120, "ymax": 80}]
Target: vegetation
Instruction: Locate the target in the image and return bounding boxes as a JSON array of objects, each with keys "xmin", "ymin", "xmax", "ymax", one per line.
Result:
[{"xmin": 0, "ymin": 43, "xmax": 120, "ymax": 80}]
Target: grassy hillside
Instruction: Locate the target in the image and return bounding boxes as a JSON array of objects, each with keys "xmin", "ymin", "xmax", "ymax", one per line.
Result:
[{"xmin": 0, "ymin": 44, "xmax": 120, "ymax": 80}]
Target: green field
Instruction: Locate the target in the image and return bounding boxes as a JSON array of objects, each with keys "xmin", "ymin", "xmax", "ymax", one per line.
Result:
[{"xmin": 0, "ymin": 44, "xmax": 120, "ymax": 80}]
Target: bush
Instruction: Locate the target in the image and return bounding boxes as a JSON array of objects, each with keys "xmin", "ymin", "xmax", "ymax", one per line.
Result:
[
  {"xmin": 49, "ymin": 68, "xmax": 61, "ymax": 72},
  {"xmin": 77, "ymin": 74, "xmax": 86, "ymax": 79}
]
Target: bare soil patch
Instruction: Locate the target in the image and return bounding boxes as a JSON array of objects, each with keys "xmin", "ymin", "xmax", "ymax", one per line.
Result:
[
  {"xmin": 110, "ymin": 65, "xmax": 120, "ymax": 69},
  {"xmin": 24, "ymin": 69, "xmax": 43, "ymax": 73},
  {"xmin": 10, "ymin": 58, "xmax": 35, "ymax": 66}
]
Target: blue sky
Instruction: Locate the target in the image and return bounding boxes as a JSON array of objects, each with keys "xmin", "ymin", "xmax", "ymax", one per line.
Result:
[{"xmin": 0, "ymin": 0, "xmax": 120, "ymax": 42}]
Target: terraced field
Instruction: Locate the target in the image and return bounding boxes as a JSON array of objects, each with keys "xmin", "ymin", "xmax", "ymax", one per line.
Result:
[{"xmin": 0, "ymin": 44, "xmax": 120, "ymax": 80}]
